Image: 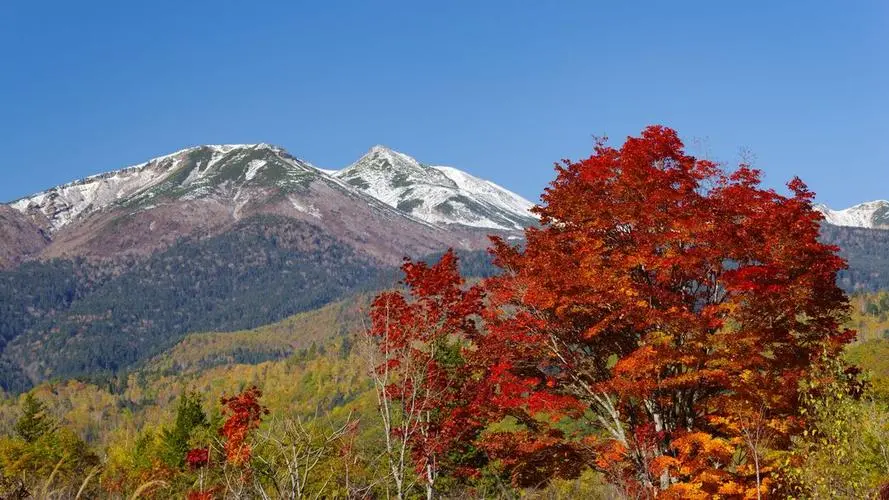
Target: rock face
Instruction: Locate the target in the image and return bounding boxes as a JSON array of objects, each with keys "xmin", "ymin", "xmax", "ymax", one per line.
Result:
[
  {"xmin": 0, "ymin": 206, "xmax": 49, "ymax": 270},
  {"xmin": 4, "ymin": 144, "xmax": 534, "ymax": 266}
]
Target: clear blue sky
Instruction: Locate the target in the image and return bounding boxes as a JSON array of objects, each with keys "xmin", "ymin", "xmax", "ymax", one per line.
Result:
[{"xmin": 1, "ymin": 1, "xmax": 886, "ymax": 208}]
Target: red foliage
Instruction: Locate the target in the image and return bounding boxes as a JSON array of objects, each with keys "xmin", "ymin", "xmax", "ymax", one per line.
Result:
[
  {"xmin": 186, "ymin": 486, "xmax": 221, "ymax": 500},
  {"xmin": 368, "ymin": 249, "xmax": 487, "ymax": 484},
  {"xmin": 186, "ymin": 447, "xmax": 210, "ymax": 469},
  {"xmin": 473, "ymin": 126, "xmax": 853, "ymax": 493},
  {"xmin": 219, "ymin": 386, "xmax": 269, "ymax": 467}
]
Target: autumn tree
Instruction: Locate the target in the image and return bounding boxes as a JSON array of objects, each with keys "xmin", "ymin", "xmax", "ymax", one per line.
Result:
[
  {"xmin": 215, "ymin": 386, "xmax": 268, "ymax": 496},
  {"xmin": 364, "ymin": 250, "xmax": 486, "ymax": 499},
  {"xmin": 472, "ymin": 126, "xmax": 854, "ymax": 496},
  {"xmin": 219, "ymin": 386, "xmax": 268, "ymax": 467}
]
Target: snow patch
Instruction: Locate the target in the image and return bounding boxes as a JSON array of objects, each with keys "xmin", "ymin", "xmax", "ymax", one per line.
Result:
[
  {"xmin": 244, "ymin": 160, "xmax": 267, "ymax": 181},
  {"xmin": 288, "ymin": 196, "xmax": 322, "ymax": 218}
]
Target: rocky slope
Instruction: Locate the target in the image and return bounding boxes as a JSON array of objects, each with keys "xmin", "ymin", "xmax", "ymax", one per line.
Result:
[{"xmin": 0, "ymin": 206, "xmax": 49, "ymax": 270}]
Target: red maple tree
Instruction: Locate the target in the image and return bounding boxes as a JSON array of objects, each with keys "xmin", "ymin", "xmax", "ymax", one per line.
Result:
[
  {"xmin": 474, "ymin": 126, "xmax": 853, "ymax": 496},
  {"xmin": 185, "ymin": 447, "xmax": 210, "ymax": 469},
  {"xmin": 367, "ymin": 250, "xmax": 487, "ymax": 498},
  {"xmin": 219, "ymin": 386, "xmax": 269, "ymax": 468}
]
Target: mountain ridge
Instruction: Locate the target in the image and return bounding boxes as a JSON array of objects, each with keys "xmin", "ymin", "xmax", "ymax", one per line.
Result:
[
  {"xmin": 333, "ymin": 145, "xmax": 536, "ymax": 230},
  {"xmin": 8, "ymin": 143, "xmax": 535, "ymax": 234},
  {"xmin": 816, "ymin": 200, "xmax": 889, "ymax": 229},
  {"xmin": 3, "ymin": 143, "xmax": 532, "ymax": 268}
]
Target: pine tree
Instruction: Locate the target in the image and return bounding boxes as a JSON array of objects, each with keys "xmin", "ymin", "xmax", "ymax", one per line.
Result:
[
  {"xmin": 14, "ymin": 393, "xmax": 55, "ymax": 443},
  {"xmin": 160, "ymin": 391, "xmax": 209, "ymax": 467}
]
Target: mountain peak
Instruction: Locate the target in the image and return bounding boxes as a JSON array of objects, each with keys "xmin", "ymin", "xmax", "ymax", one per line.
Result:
[
  {"xmin": 9, "ymin": 143, "xmax": 321, "ymax": 231},
  {"xmin": 368, "ymin": 144, "xmax": 397, "ymax": 154},
  {"xmin": 817, "ymin": 200, "xmax": 889, "ymax": 229},
  {"xmin": 353, "ymin": 145, "xmax": 424, "ymax": 171},
  {"xmin": 334, "ymin": 149, "xmax": 534, "ymax": 231}
]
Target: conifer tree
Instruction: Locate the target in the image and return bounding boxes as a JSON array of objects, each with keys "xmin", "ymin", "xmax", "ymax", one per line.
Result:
[
  {"xmin": 14, "ymin": 393, "xmax": 55, "ymax": 443},
  {"xmin": 161, "ymin": 391, "xmax": 209, "ymax": 467}
]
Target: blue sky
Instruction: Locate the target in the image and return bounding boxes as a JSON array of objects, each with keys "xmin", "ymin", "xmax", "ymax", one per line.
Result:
[{"xmin": 1, "ymin": 1, "xmax": 886, "ymax": 208}]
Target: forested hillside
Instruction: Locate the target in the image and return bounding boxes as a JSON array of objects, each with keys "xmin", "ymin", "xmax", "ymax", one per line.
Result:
[
  {"xmin": 0, "ymin": 216, "xmax": 391, "ymax": 391},
  {"xmin": 0, "ymin": 218, "xmax": 497, "ymax": 394},
  {"xmin": 821, "ymin": 223, "xmax": 889, "ymax": 291}
]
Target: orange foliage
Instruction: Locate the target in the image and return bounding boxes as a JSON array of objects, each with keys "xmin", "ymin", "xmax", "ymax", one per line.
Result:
[{"xmin": 219, "ymin": 386, "xmax": 268, "ymax": 467}]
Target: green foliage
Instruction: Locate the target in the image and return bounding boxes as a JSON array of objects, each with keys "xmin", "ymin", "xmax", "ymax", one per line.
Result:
[
  {"xmin": 159, "ymin": 391, "xmax": 208, "ymax": 468},
  {"xmin": 14, "ymin": 393, "xmax": 55, "ymax": 443},
  {"xmin": 846, "ymin": 339, "xmax": 889, "ymax": 400},
  {"xmin": 0, "ymin": 258, "xmax": 99, "ymax": 392},
  {"xmin": 783, "ymin": 355, "xmax": 889, "ymax": 497},
  {"xmin": 522, "ymin": 468, "xmax": 624, "ymax": 499},
  {"xmin": 0, "ymin": 402, "xmax": 99, "ymax": 498},
  {"xmin": 143, "ymin": 296, "xmax": 371, "ymax": 376}
]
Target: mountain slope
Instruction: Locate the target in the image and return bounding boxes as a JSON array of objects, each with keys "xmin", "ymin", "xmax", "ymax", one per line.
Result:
[
  {"xmin": 0, "ymin": 215, "xmax": 395, "ymax": 391},
  {"xmin": 8, "ymin": 144, "xmax": 319, "ymax": 231},
  {"xmin": 816, "ymin": 200, "xmax": 889, "ymax": 229},
  {"xmin": 333, "ymin": 146, "xmax": 536, "ymax": 231},
  {"xmin": 0, "ymin": 206, "xmax": 49, "ymax": 270}
]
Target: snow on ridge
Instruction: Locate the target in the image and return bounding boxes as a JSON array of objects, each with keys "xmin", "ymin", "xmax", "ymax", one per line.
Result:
[
  {"xmin": 816, "ymin": 200, "xmax": 889, "ymax": 229},
  {"xmin": 431, "ymin": 165, "xmax": 535, "ymax": 216},
  {"xmin": 244, "ymin": 160, "xmax": 268, "ymax": 181},
  {"xmin": 5, "ymin": 141, "xmax": 537, "ymax": 234},
  {"xmin": 333, "ymin": 145, "xmax": 535, "ymax": 231},
  {"xmin": 7, "ymin": 143, "xmax": 287, "ymax": 231}
]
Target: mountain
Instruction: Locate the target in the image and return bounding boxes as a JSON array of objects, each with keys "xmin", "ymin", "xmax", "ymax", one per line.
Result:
[
  {"xmin": 4, "ymin": 144, "xmax": 532, "ymax": 268},
  {"xmin": 332, "ymin": 146, "xmax": 536, "ymax": 231},
  {"xmin": 0, "ymin": 143, "xmax": 528, "ymax": 391},
  {"xmin": 816, "ymin": 200, "xmax": 889, "ymax": 229},
  {"xmin": 5, "ymin": 144, "xmax": 501, "ymax": 267}
]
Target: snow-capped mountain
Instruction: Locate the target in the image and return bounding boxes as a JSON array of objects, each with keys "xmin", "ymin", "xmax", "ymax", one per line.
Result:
[
  {"xmin": 9, "ymin": 144, "xmax": 331, "ymax": 232},
  {"xmin": 332, "ymin": 145, "xmax": 536, "ymax": 230},
  {"xmin": 2, "ymin": 143, "xmax": 534, "ymax": 268},
  {"xmin": 816, "ymin": 201, "xmax": 889, "ymax": 229},
  {"xmin": 10, "ymin": 144, "xmax": 535, "ymax": 234}
]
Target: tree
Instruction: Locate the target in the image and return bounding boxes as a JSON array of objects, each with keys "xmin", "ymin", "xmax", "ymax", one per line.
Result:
[
  {"xmin": 14, "ymin": 393, "xmax": 55, "ymax": 443},
  {"xmin": 253, "ymin": 412, "xmax": 361, "ymax": 498},
  {"xmin": 471, "ymin": 126, "xmax": 854, "ymax": 496},
  {"xmin": 219, "ymin": 386, "xmax": 268, "ymax": 468},
  {"xmin": 160, "ymin": 390, "xmax": 209, "ymax": 468},
  {"xmin": 363, "ymin": 250, "xmax": 486, "ymax": 499}
]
